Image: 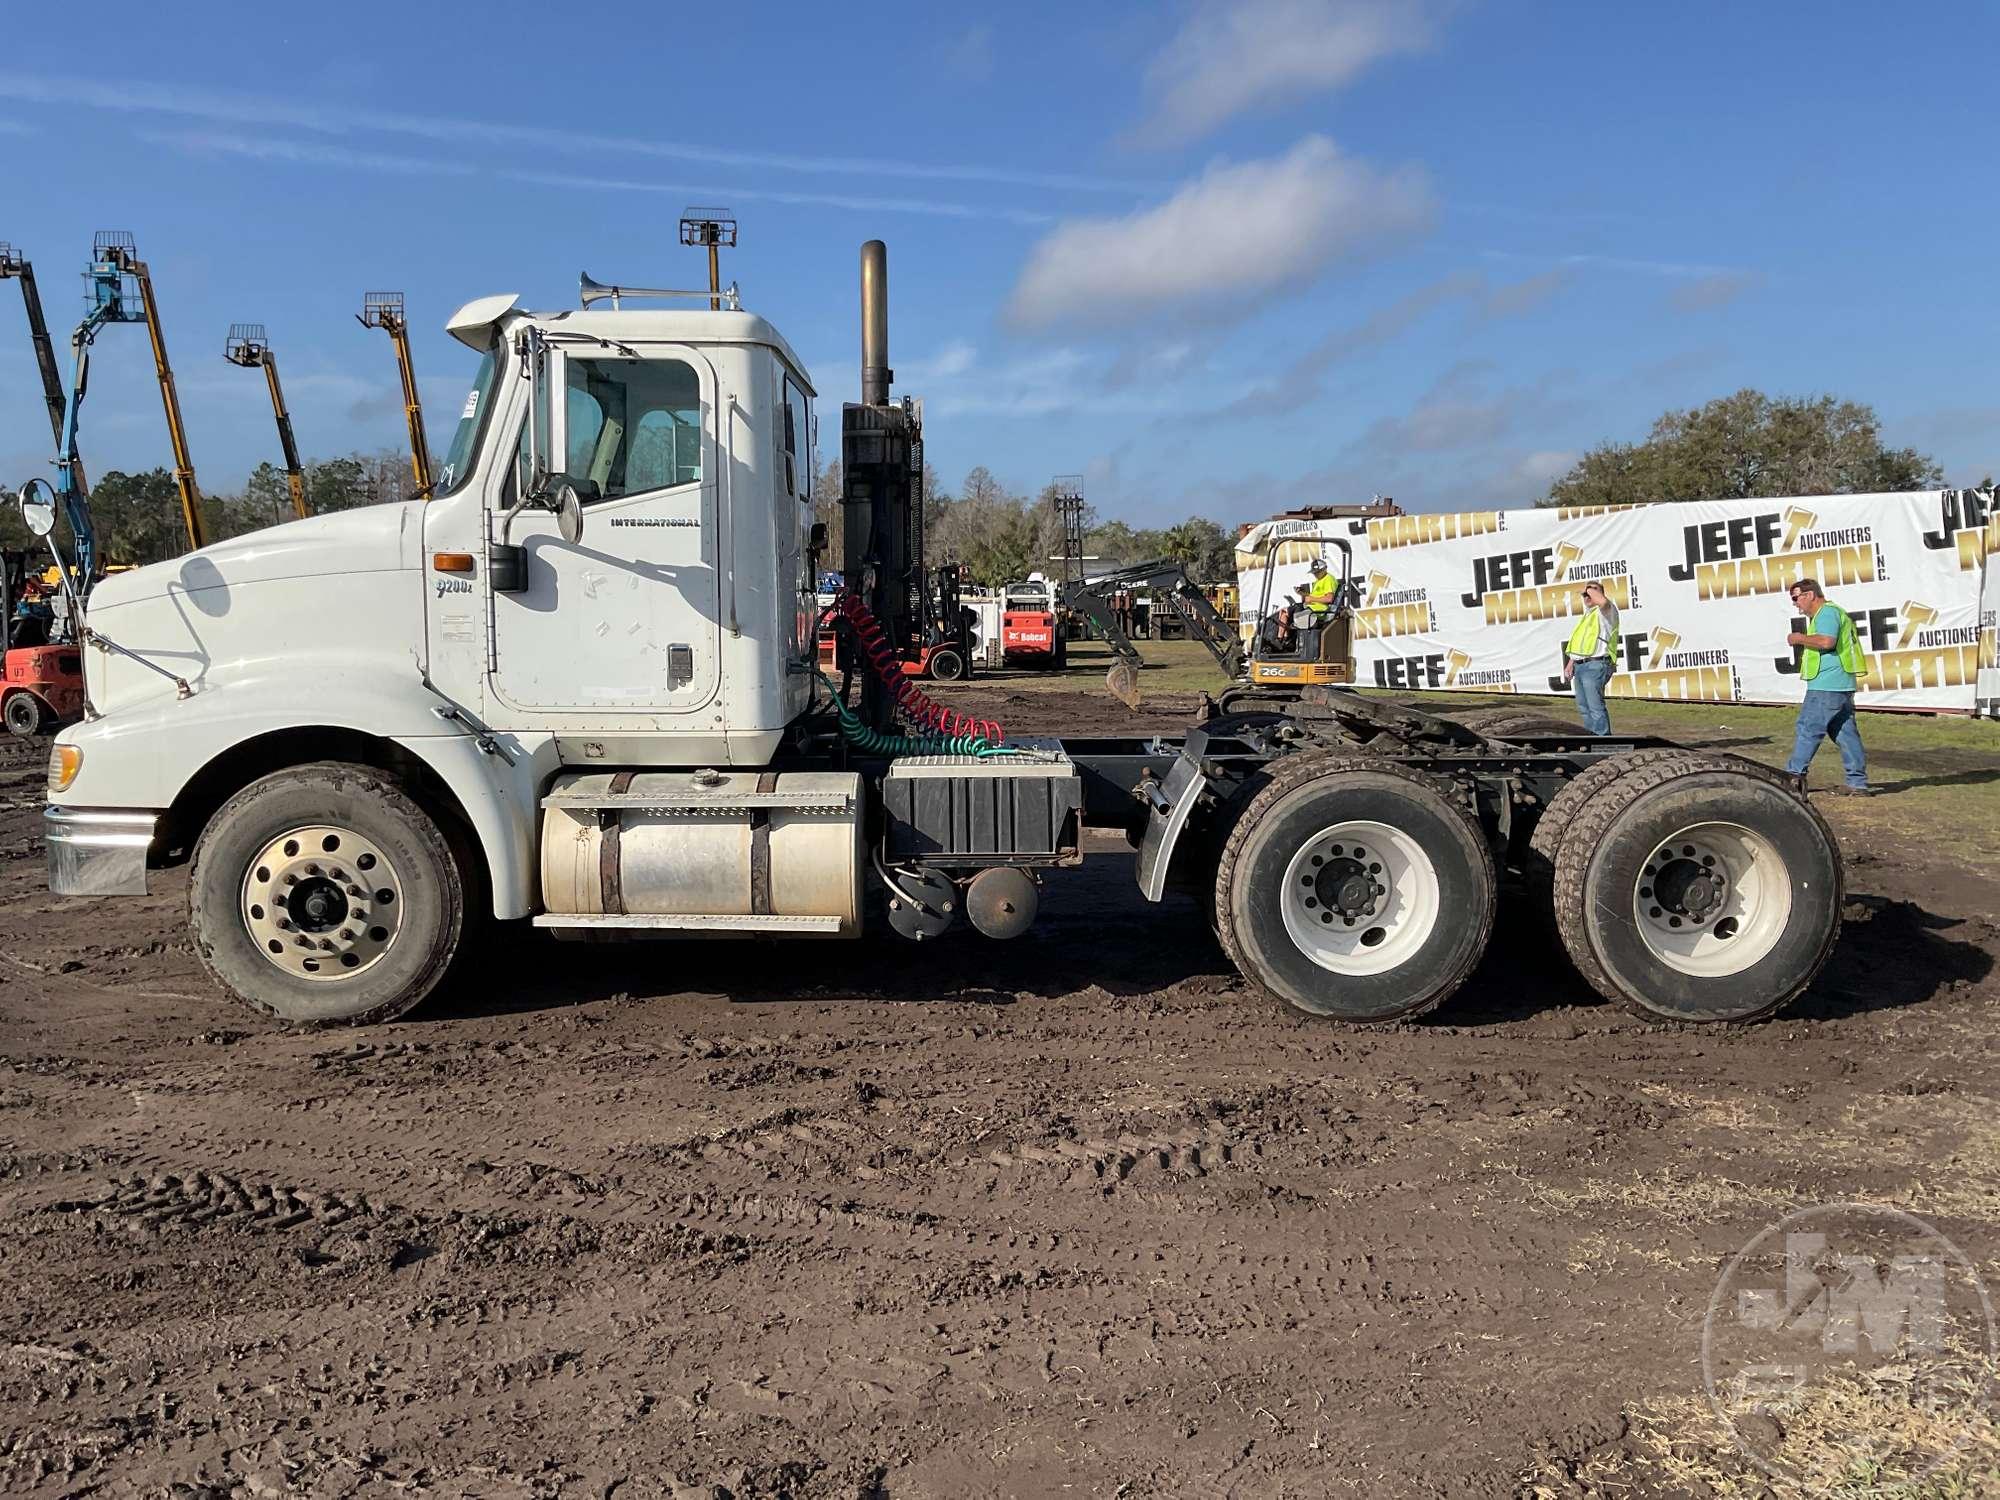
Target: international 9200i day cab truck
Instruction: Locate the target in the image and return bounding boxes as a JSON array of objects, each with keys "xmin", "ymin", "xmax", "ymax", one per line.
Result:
[{"xmin": 22, "ymin": 242, "xmax": 1845, "ymax": 1029}]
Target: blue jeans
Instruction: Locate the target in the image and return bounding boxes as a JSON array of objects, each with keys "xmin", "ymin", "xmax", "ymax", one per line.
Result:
[
  {"xmin": 1571, "ymin": 656, "xmax": 1612, "ymax": 735},
  {"xmin": 1787, "ymin": 689, "xmax": 1868, "ymax": 787}
]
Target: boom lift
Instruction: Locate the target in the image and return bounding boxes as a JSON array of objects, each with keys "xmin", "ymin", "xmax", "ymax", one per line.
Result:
[
  {"xmin": 89, "ymin": 233, "xmax": 207, "ymax": 552},
  {"xmin": 0, "ymin": 242, "xmax": 84, "ymax": 492},
  {"xmin": 357, "ymin": 292, "xmax": 433, "ymax": 499},
  {"xmin": 24, "ymin": 236, "xmax": 1849, "ymax": 1037},
  {"xmin": 224, "ymin": 324, "xmax": 310, "ymax": 520},
  {"xmin": 679, "ymin": 208, "xmax": 737, "ymax": 312}
]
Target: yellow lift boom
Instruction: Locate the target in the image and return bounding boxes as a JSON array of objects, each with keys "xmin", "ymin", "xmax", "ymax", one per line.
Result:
[
  {"xmin": 92, "ymin": 233, "xmax": 206, "ymax": 552},
  {"xmin": 224, "ymin": 324, "xmax": 309, "ymax": 521},
  {"xmin": 357, "ymin": 292, "xmax": 432, "ymax": 500}
]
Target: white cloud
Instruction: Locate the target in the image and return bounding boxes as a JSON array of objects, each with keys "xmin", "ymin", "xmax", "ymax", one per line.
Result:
[
  {"xmin": 1514, "ymin": 449, "xmax": 1580, "ymax": 486},
  {"xmin": 0, "ymin": 71, "xmax": 1147, "ymax": 196},
  {"xmin": 1668, "ymin": 271, "xmax": 1762, "ymax": 313},
  {"xmin": 941, "ymin": 24, "xmax": 996, "ymax": 82},
  {"xmin": 1133, "ymin": 0, "xmax": 1437, "ymax": 147},
  {"xmin": 1006, "ymin": 136, "xmax": 1432, "ymax": 329},
  {"xmin": 147, "ymin": 129, "xmax": 1056, "ymax": 225},
  {"xmin": 1218, "ymin": 266, "xmax": 1574, "ymax": 419}
]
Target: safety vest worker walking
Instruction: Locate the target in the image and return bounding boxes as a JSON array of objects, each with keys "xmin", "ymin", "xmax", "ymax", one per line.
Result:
[
  {"xmin": 1562, "ymin": 581, "xmax": 1619, "ymax": 734},
  {"xmin": 1783, "ymin": 578, "xmax": 1872, "ymax": 795}
]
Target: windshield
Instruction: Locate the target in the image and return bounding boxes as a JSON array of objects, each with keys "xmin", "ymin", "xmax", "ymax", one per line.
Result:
[{"xmin": 431, "ymin": 347, "xmax": 500, "ymax": 497}]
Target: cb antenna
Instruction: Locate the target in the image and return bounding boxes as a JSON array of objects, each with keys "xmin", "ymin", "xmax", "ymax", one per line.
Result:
[{"xmin": 678, "ymin": 208, "xmax": 737, "ymax": 311}]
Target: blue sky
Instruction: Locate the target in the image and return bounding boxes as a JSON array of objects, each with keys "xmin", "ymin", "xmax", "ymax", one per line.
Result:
[{"xmin": 2, "ymin": 1, "xmax": 1995, "ymax": 527}]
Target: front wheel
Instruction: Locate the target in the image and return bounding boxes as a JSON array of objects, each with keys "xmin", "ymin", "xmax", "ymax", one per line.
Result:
[
  {"xmin": 927, "ymin": 646, "xmax": 967, "ymax": 681},
  {"xmin": 4, "ymin": 691, "xmax": 50, "ymax": 738},
  {"xmin": 1215, "ymin": 756, "xmax": 1496, "ymax": 1023},
  {"xmin": 189, "ymin": 763, "xmax": 466, "ymax": 1026}
]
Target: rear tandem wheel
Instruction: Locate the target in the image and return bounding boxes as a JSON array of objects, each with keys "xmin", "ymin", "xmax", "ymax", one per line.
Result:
[
  {"xmin": 1214, "ymin": 754, "xmax": 1496, "ymax": 1023},
  {"xmin": 1537, "ymin": 751, "xmax": 1842, "ymax": 1023}
]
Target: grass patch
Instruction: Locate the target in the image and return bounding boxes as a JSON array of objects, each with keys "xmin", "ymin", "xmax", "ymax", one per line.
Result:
[{"xmin": 1522, "ymin": 1352, "xmax": 2000, "ymax": 1499}]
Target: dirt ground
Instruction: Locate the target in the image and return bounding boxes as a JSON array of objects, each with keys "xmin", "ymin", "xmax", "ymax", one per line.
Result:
[{"xmin": 2, "ymin": 683, "xmax": 1997, "ymax": 1498}]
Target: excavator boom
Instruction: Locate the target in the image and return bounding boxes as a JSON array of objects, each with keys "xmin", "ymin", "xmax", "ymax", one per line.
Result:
[{"xmin": 1061, "ymin": 559, "xmax": 1245, "ymax": 709}]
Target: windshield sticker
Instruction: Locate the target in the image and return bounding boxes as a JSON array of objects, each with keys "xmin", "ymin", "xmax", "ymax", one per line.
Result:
[{"xmin": 460, "ymin": 390, "xmax": 479, "ymax": 420}]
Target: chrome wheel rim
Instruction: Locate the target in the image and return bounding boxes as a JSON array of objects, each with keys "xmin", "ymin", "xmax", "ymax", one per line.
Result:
[
  {"xmin": 242, "ymin": 825, "xmax": 403, "ymax": 982},
  {"xmin": 1632, "ymin": 821, "xmax": 1791, "ymax": 978},
  {"xmin": 1280, "ymin": 819, "xmax": 1440, "ymax": 976}
]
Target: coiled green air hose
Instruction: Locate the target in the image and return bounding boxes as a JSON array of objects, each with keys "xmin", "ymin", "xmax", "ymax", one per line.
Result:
[{"xmin": 814, "ymin": 668, "xmax": 1024, "ymax": 758}]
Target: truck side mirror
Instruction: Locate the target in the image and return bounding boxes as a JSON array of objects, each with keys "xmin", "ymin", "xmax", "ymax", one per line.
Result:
[
  {"xmin": 18, "ymin": 478, "xmax": 57, "ymax": 538},
  {"xmin": 554, "ymin": 479, "xmax": 584, "ymax": 545}
]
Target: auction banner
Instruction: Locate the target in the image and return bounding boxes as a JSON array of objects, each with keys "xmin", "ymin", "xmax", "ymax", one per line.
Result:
[
  {"xmin": 1977, "ymin": 494, "xmax": 2000, "ymax": 719},
  {"xmin": 1237, "ymin": 488, "xmax": 1994, "ymax": 714}
]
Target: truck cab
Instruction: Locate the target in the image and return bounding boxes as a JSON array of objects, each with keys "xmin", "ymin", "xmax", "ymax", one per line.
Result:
[{"xmin": 41, "ymin": 290, "xmax": 846, "ymax": 1020}]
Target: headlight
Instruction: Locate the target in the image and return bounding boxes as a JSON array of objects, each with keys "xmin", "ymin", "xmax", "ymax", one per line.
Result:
[{"xmin": 49, "ymin": 744, "xmax": 82, "ymax": 794}]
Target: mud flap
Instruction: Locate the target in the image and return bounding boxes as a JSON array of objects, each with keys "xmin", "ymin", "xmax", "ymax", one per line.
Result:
[{"xmin": 1136, "ymin": 756, "xmax": 1207, "ymax": 902}]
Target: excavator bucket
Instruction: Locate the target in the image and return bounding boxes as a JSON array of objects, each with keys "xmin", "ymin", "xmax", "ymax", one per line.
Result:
[{"xmin": 1105, "ymin": 657, "xmax": 1143, "ymax": 710}]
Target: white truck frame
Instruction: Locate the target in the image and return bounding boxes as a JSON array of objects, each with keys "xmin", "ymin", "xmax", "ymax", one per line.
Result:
[{"xmin": 25, "ymin": 242, "xmax": 1845, "ymax": 1030}]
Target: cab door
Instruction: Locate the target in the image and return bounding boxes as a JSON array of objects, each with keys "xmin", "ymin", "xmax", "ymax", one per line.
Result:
[{"xmin": 488, "ymin": 344, "xmax": 721, "ymax": 717}]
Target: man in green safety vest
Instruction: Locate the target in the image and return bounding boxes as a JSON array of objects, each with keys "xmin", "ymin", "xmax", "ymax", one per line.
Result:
[
  {"xmin": 1783, "ymin": 577, "xmax": 1872, "ymax": 794},
  {"xmin": 1561, "ymin": 580, "xmax": 1619, "ymax": 734}
]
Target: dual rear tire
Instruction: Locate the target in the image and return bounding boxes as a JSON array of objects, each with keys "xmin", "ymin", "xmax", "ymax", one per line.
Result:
[
  {"xmin": 1528, "ymin": 750, "xmax": 1841, "ymax": 1023},
  {"xmin": 1213, "ymin": 749, "xmax": 1842, "ymax": 1027}
]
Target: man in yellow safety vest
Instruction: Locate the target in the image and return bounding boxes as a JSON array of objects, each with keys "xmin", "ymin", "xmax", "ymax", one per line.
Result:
[
  {"xmin": 1783, "ymin": 577, "xmax": 1871, "ymax": 794},
  {"xmin": 1293, "ymin": 557, "xmax": 1338, "ymax": 659},
  {"xmin": 1561, "ymin": 580, "xmax": 1619, "ymax": 734}
]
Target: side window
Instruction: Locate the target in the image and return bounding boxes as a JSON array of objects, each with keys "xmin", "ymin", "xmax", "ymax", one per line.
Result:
[
  {"xmin": 782, "ymin": 377, "xmax": 809, "ymax": 500},
  {"xmin": 564, "ymin": 356, "xmax": 702, "ymax": 503}
]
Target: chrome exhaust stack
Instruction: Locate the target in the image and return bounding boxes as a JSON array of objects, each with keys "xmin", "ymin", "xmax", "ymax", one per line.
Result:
[{"xmin": 860, "ymin": 240, "xmax": 891, "ymax": 407}]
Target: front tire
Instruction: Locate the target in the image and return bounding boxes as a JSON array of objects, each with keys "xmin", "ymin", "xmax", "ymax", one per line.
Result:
[
  {"xmin": 189, "ymin": 763, "xmax": 466, "ymax": 1026},
  {"xmin": 927, "ymin": 647, "xmax": 967, "ymax": 681},
  {"xmin": 4, "ymin": 691, "xmax": 50, "ymax": 738},
  {"xmin": 1215, "ymin": 756, "xmax": 1496, "ymax": 1023}
]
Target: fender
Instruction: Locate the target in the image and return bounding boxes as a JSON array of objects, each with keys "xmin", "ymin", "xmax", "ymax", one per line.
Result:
[
  {"xmin": 1135, "ymin": 753, "xmax": 1209, "ymax": 903},
  {"xmin": 52, "ymin": 666, "xmax": 559, "ymax": 919}
]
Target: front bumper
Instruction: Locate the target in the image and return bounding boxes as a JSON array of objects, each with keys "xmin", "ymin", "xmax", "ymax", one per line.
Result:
[{"xmin": 45, "ymin": 806, "xmax": 158, "ymax": 897}]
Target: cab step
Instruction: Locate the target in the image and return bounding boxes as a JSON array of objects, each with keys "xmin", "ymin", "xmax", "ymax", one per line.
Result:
[{"xmin": 532, "ymin": 912, "xmax": 845, "ymax": 933}]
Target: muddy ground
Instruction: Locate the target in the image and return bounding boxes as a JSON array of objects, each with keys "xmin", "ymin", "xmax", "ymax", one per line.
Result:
[{"xmin": 2, "ymin": 686, "xmax": 1996, "ymax": 1497}]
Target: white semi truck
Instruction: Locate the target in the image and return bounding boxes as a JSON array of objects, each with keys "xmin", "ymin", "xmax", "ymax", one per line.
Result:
[{"xmin": 23, "ymin": 242, "xmax": 1844, "ymax": 1028}]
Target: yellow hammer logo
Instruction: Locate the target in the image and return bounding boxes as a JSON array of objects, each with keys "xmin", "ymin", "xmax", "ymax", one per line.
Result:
[
  {"xmin": 1445, "ymin": 648, "xmax": 1472, "ymax": 686},
  {"xmin": 1553, "ymin": 541, "xmax": 1584, "ymax": 581},
  {"xmin": 1365, "ymin": 570, "xmax": 1391, "ymax": 608},
  {"xmin": 1649, "ymin": 626, "xmax": 1682, "ymax": 666},
  {"xmin": 1898, "ymin": 600, "xmax": 1938, "ymax": 648},
  {"xmin": 1783, "ymin": 507, "xmax": 1818, "ymax": 550}
]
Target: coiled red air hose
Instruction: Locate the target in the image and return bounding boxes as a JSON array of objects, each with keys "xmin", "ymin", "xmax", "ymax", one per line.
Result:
[{"xmin": 831, "ymin": 592, "xmax": 1005, "ymax": 744}]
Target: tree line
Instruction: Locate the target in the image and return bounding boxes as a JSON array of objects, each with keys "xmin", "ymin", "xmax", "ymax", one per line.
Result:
[
  {"xmin": 0, "ymin": 452, "xmax": 415, "ymax": 562},
  {"xmin": 1, "ymin": 389, "xmax": 1960, "ymax": 575},
  {"xmin": 811, "ymin": 461, "xmax": 1240, "ymax": 586}
]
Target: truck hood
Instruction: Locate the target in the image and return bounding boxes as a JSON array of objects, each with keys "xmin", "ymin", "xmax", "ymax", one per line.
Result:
[{"xmin": 87, "ymin": 502, "xmax": 425, "ymax": 615}]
